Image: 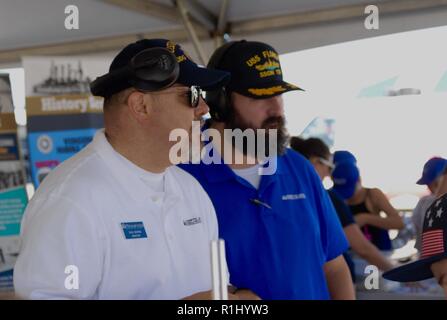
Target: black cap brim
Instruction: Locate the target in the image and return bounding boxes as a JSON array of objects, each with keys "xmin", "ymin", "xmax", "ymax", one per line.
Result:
[
  {"xmin": 383, "ymin": 253, "xmax": 447, "ymax": 282},
  {"xmin": 234, "ymin": 80, "xmax": 304, "ymax": 99},
  {"xmin": 177, "ymin": 61, "xmax": 230, "ymax": 91}
]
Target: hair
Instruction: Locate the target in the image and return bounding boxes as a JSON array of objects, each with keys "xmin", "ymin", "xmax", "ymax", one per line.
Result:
[
  {"xmin": 103, "ymin": 88, "xmax": 134, "ymax": 111},
  {"xmin": 290, "ymin": 136, "xmax": 330, "ymax": 160}
]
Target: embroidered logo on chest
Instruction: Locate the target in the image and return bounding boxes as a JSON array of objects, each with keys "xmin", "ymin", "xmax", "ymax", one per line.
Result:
[{"xmin": 282, "ymin": 193, "xmax": 306, "ymax": 201}]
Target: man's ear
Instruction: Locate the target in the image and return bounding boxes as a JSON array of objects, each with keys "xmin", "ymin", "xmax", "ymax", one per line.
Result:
[{"xmin": 127, "ymin": 91, "xmax": 151, "ymax": 122}]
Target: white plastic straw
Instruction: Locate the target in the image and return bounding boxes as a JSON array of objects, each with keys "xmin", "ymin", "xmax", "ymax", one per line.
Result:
[
  {"xmin": 218, "ymin": 239, "xmax": 228, "ymax": 300},
  {"xmin": 211, "ymin": 240, "xmax": 220, "ymax": 300},
  {"xmin": 210, "ymin": 239, "xmax": 228, "ymax": 300}
]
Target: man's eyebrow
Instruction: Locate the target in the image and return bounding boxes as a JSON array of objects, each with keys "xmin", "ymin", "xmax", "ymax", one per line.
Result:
[
  {"xmin": 167, "ymin": 85, "xmax": 189, "ymax": 91},
  {"xmin": 176, "ymin": 88, "xmax": 192, "ymax": 94},
  {"xmin": 170, "ymin": 83, "xmax": 188, "ymax": 89}
]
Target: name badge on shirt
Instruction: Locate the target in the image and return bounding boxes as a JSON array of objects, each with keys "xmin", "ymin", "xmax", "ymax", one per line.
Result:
[
  {"xmin": 183, "ymin": 217, "xmax": 202, "ymax": 226},
  {"xmin": 121, "ymin": 222, "xmax": 148, "ymax": 239}
]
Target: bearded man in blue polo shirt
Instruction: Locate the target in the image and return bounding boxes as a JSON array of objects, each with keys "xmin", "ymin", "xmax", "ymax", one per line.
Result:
[{"xmin": 179, "ymin": 40, "xmax": 354, "ymax": 300}]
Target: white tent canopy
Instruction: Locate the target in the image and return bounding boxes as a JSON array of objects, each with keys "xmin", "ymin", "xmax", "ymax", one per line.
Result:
[{"xmin": 1, "ymin": 0, "xmax": 447, "ymax": 67}]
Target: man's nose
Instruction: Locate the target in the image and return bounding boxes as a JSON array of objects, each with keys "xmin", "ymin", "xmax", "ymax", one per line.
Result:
[
  {"xmin": 268, "ymin": 95, "xmax": 284, "ymax": 117},
  {"xmin": 194, "ymin": 98, "xmax": 210, "ymax": 120}
]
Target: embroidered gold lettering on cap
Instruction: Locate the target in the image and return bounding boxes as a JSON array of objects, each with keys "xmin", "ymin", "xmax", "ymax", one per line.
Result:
[
  {"xmin": 248, "ymin": 86, "xmax": 287, "ymax": 96},
  {"xmin": 255, "ymin": 60, "xmax": 280, "ymax": 71},
  {"xmin": 177, "ymin": 55, "xmax": 187, "ymax": 63},
  {"xmin": 166, "ymin": 40, "xmax": 176, "ymax": 53},
  {"xmin": 216, "ymin": 40, "xmax": 304, "ymax": 98},
  {"xmin": 166, "ymin": 40, "xmax": 188, "ymax": 63},
  {"xmin": 262, "ymin": 50, "xmax": 279, "ymax": 60},
  {"xmin": 246, "ymin": 55, "xmax": 261, "ymax": 67}
]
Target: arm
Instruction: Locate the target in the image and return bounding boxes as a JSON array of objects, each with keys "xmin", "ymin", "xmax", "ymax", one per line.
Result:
[
  {"xmin": 13, "ymin": 196, "xmax": 104, "ymax": 299},
  {"xmin": 329, "ymin": 189, "xmax": 393, "ymax": 271},
  {"xmin": 234, "ymin": 289, "xmax": 261, "ymax": 300},
  {"xmin": 323, "ymin": 255, "xmax": 356, "ymax": 300},
  {"xmin": 308, "ymin": 170, "xmax": 353, "ymax": 299},
  {"xmin": 183, "ymin": 290, "xmax": 239, "ymax": 300},
  {"xmin": 430, "ymin": 259, "xmax": 447, "ymax": 297},
  {"xmin": 355, "ymin": 189, "xmax": 404, "ymax": 230},
  {"xmin": 183, "ymin": 287, "xmax": 259, "ymax": 300},
  {"xmin": 343, "ymin": 224, "xmax": 394, "ymax": 271}
]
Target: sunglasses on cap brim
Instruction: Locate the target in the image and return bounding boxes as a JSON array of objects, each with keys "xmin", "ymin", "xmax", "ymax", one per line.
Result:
[{"xmin": 318, "ymin": 157, "xmax": 335, "ymax": 169}]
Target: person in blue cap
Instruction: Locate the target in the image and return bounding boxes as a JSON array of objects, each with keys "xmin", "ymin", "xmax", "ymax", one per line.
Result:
[
  {"xmin": 437, "ymin": 166, "xmax": 447, "ymax": 197},
  {"xmin": 384, "ymin": 192, "xmax": 447, "ymax": 297},
  {"xmin": 412, "ymin": 157, "xmax": 447, "ymax": 252},
  {"xmin": 416, "ymin": 157, "xmax": 447, "ymax": 189},
  {"xmin": 179, "ymin": 40, "xmax": 354, "ymax": 300},
  {"xmin": 333, "ymin": 150, "xmax": 357, "ymax": 166},
  {"xmin": 290, "ymin": 137, "xmax": 394, "ymax": 282},
  {"xmin": 332, "ymin": 161, "xmax": 404, "ymax": 251}
]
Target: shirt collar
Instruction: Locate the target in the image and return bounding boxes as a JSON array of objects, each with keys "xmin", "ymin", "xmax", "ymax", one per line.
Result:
[
  {"xmin": 200, "ymin": 142, "xmax": 284, "ymax": 184},
  {"xmin": 90, "ymin": 129, "xmax": 183, "ymax": 205}
]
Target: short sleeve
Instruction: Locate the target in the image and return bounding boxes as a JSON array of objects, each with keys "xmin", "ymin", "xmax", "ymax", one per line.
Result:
[
  {"xmin": 13, "ymin": 195, "xmax": 105, "ymax": 299},
  {"xmin": 309, "ymin": 168, "xmax": 349, "ymax": 262}
]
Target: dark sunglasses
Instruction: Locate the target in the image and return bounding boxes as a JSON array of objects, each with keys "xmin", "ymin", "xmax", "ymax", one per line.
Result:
[
  {"xmin": 187, "ymin": 86, "xmax": 203, "ymax": 108},
  {"xmin": 137, "ymin": 85, "xmax": 203, "ymax": 108}
]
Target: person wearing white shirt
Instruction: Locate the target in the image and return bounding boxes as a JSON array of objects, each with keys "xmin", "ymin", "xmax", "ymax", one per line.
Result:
[{"xmin": 13, "ymin": 39, "xmax": 235, "ymax": 300}]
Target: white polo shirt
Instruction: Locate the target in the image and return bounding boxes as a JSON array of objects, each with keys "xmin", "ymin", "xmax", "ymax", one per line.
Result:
[{"xmin": 14, "ymin": 130, "xmax": 219, "ymax": 300}]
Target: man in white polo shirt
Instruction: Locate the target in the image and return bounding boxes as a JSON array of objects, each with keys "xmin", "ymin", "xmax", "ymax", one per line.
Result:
[{"xmin": 13, "ymin": 39, "xmax": 233, "ymax": 299}]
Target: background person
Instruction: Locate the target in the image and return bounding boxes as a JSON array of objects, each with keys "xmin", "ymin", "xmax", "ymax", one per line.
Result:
[
  {"xmin": 332, "ymin": 161, "xmax": 405, "ymax": 252},
  {"xmin": 290, "ymin": 137, "xmax": 394, "ymax": 281},
  {"xmin": 180, "ymin": 40, "xmax": 354, "ymax": 300},
  {"xmin": 412, "ymin": 157, "xmax": 447, "ymax": 251},
  {"xmin": 333, "ymin": 150, "xmax": 357, "ymax": 166},
  {"xmin": 384, "ymin": 192, "xmax": 447, "ymax": 297}
]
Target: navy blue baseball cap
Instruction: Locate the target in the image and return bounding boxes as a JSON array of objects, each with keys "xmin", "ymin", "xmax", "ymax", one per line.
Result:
[
  {"xmin": 94, "ymin": 39, "xmax": 230, "ymax": 98},
  {"xmin": 214, "ymin": 40, "xmax": 303, "ymax": 99},
  {"xmin": 333, "ymin": 150, "xmax": 357, "ymax": 166},
  {"xmin": 331, "ymin": 162, "xmax": 360, "ymax": 200},
  {"xmin": 383, "ymin": 193, "xmax": 447, "ymax": 282},
  {"xmin": 416, "ymin": 157, "xmax": 447, "ymax": 185}
]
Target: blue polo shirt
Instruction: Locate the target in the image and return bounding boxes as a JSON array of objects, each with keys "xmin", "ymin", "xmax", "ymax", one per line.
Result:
[{"xmin": 179, "ymin": 149, "xmax": 348, "ymax": 299}]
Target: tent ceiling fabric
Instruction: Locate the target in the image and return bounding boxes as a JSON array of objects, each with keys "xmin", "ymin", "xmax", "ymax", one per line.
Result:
[
  {"xmin": 196, "ymin": 0, "xmax": 384, "ymax": 21},
  {"xmin": 1, "ymin": 0, "xmax": 447, "ymax": 65},
  {"xmin": 0, "ymin": 0, "xmax": 176, "ymax": 51},
  {"xmin": 0, "ymin": 0, "xmax": 388, "ymax": 51}
]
